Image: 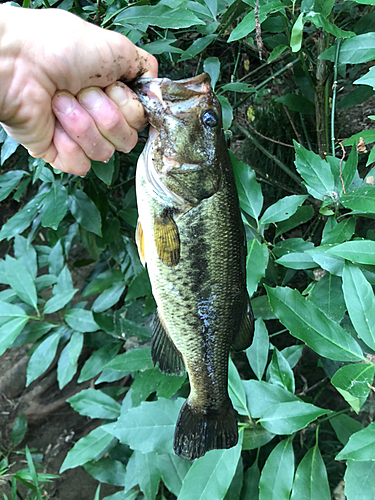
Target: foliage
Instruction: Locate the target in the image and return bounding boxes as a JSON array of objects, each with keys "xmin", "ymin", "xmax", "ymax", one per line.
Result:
[{"xmin": 1, "ymin": 0, "xmax": 375, "ymax": 499}]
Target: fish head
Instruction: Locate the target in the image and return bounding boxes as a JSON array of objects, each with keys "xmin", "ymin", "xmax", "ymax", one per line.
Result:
[{"xmin": 133, "ymin": 73, "xmax": 226, "ymax": 207}]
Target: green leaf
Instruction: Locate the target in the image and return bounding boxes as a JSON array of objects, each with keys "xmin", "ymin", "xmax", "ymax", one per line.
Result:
[
  {"xmin": 275, "ymin": 94, "xmax": 314, "ymax": 114},
  {"xmin": 261, "ymin": 195, "xmax": 308, "ymax": 225},
  {"xmin": 259, "ymin": 438, "xmax": 294, "ymax": 500},
  {"xmin": 83, "ymin": 269, "xmax": 124, "ymax": 297},
  {"xmin": 268, "ymin": 44, "xmax": 289, "ymax": 63},
  {"xmin": 354, "ymin": 66, "xmax": 375, "ymax": 90},
  {"xmin": 1, "ymin": 135, "xmax": 19, "ymax": 165},
  {"xmin": 266, "ymin": 286, "xmax": 364, "ymax": 362},
  {"xmin": 290, "ymin": 13, "xmax": 304, "ymax": 52},
  {"xmin": 178, "ymin": 435, "xmax": 242, "ymax": 500},
  {"xmin": 125, "ymin": 450, "xmax": 160, "ymax": 500},
  {"xmin": 290, "ymin": 444, "xmax": 330, "ymax": 500},
  {"xmin": 60, "ymin": 426, "xmax": 115, "ymax": 472},
  {"xmin": 44, "ymin": 289, "xmax": 77, "ymax": 315},
  {"xmin": 321, "ymin": 218, "xmax": 356, "ymax": 245},
  {"xmin": 0, "ymin": 317, "xmax": 29, "ymax": 356},
  {"xmin": 246, "ymin": 240, "xmax": 269, "ymax": 297},
  {"xmin": 69, "ymin": 191, "xmax": 102, "ymax": 237},
  {"xmin": 259, "ymin": 401, "xmax": 328, "ymax": 435},
  {"xmin": 0, "ymin": 300, "xmax": 28, "ymax": 326},
  {"xmin": 342, "ymin": 129, "xmax": 375, "ymax": 147},
  {"xmin": 0, "ymin": 170, "xmax": 27, "ymax": 202},
  {"xmin": 5, "ymin": 256, "xmax": 38, "ymax": 311},
  {"xmin": 231, "ymin": 151, "xmax": 263, "ymax": 220},
  {"xmin": 104, "ymin": 398, "xmax": 184, "ymax": 454},
  {"xmin": 0, "ymin": 189, "xmax": 46, "ymax": 241},
  {"xmin": 246, "ymin": 318, "xmax": 269, "ymax": 381},
  {"xmin": 336, "ymin": 422, "xmax": 375, "ymax": 461},
  {"xmin": 179, "ymin": 35, "xmax": 216, "ymax": 62},
  {"xmin": 217, "ymin": 95, "xmax": 233, "ymax": 130},
  {"xmin": 14, "ymin": 235, "xmax": 37, "ymax": 280},
  {"xmin": 340, "ymin": 186, "xmax": 375, "ymax": 213},
  {"xmin": 204, "ymin": 57, "xmax": 220, "ymax": 90},
  {"xmin": 78, "ymin": 343, "xmax": 120, "ymax": 383},
  {"xmin": 228, "ymin": 357, "xmax": 249, "ymax": 416},
  {"xmin": 91, "ymin": 157, "xmax": 115, "ymax": 186},
  {"xmin": 67, "ymin": 388, "xmax": 121, "ymax": 420},
  {"xmin": 309, "ymin": 273, "xmax": 346, "ymax": 323},
  {"xmin": 268, "ymin": 348, "xmax": 295, "ymax": 393},
  {"xmin": 11, "ymin": 413, "xmax": 27, "ymax": 447},
  {"xmin": 92, "ymin": 282, "xmax": 126, "ymax": 313},
  {"xmin": 65, "ymin": 308, "xmax": 99, "ymax": 333},
  {"xmin": 327, "ymin": 240, "xmax": 375, "ymax": 265},
  {"xmin": 294, "ymin": 142, "xmax": 335, "ymax": 200},
  {"xmin": 331, "ymin": 363, "xmax": 375, "ymax": 414},
  {"xmin": 143, "ymin": 38, "xmax": 183, "ymax": 55},
  {"xmin": 57, "ymin": 330, "xmax": 83, "ymax": 389},
  {"xmin": 314, "ymin": 0, "xmax": 335, "ymax": 17},
  {"xmin": 116, "ymin": 5, "xmax": 205, "ymax": 28},
  {"xmin": 329, "ymin": 414, "xmax": 363, "ymax": 446},
  {"xmin": 221, "ymin": 83, "xmax": 255, "ymax": 93},
  {"xmin": 26, "ymin": 331, "xmax": 61, "ymax": 386},
  {"xmin": 320, "ymin": 33, "xmax": 375, "ymax": 64},
  {"xmin": 307, "ymin": 245, "xmax": 345, "ymax": 276},
  {"xmin": 337, "ymin": 86, "xmax": 375, "ymax": 109},
  {"xmin": 131, "ymin": 367, "xmax": 186, "ymax": 407},
  {"xmin": 342, "ymin": 262, "xmax": 375, "ymax": 350},
  {"xmin": 104, "ymin": 348, "xmax": 153, "ymax": 372},
  {"xmin": 344, "ymin": 461, "xmax": 375, "ymax": 500},
  {"xmin": 41, "ymin": 184, "xmax": 68, "ymax": 230},
  {"xmin": 275, "ymin": 252, "xmax": 316, "ymax": 270},
  {"xmin": 84, "ymin": 458, "xmax": 126, "ymax": 487},
  {"xmin": 309, "ymin": 12, "xmax": 355, "ymax": 38},
  {"xmin": 156, "ymin": 454, "xmax": 191, "ymax": 497},
  {"xmin": 243, "ymin": 380, "xmax": 298, "ymax": 418},
  {"xmin": 241, "ymin": 460, "xmax": 260, "ymax": 500},
  {"xmin": 242, "ymin": 423, "xmax": 275, "ymax": 451}
]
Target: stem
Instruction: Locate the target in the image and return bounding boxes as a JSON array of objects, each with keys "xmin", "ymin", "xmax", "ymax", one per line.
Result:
[
  {"xmin": 299, "ymin": 114, "xmax": 312, "ymax": 150},
  {"xmin": 232, "ymin": 58, "xmax": 300, "ymax": 110},
  {"xmin": 235, "ymin": 123, "xmax": 304, "ymax": 187},
  {"xmin": 331, "ymin": 39, "xmax": 342, "ymax": 156},
  {"xmin": 317, "ymin": 407, "xmax": 350, "ymax": 425}
]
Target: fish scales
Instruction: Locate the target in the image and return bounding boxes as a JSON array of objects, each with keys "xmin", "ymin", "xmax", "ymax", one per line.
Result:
[{"xmin": 133, "ymin": 73, "xmax": 254, "ymax": 460}]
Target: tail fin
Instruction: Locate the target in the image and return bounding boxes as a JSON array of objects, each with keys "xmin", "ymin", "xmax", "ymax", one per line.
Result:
[{"xmin": 173, "ymin": 401, "xmax": 238, "ymax": 460}]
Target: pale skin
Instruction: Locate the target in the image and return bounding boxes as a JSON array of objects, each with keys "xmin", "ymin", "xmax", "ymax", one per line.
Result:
[{"xmin": 0, "ymin": 5, "xmax": 158, "ymax": 175}]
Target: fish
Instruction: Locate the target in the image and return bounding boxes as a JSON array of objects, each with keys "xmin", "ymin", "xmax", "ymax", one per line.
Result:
[{"xmin": 132, "ymin": 73, "xmax": 254, "ymax": 461}]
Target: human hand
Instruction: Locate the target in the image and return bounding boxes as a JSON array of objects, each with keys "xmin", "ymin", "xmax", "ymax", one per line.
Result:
[{"xmin": 0, "ymin": 6, "xmax": 158, "ymax": 175}]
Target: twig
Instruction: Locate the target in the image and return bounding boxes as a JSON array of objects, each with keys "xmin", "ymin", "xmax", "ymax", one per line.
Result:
[
  {"xmin": 254, "ymin": 0, "xmax": 263, "ymax": 61},
  {"xmin": 235, "ymin": 122, "xmax": 304, "ymax": 187},
  {"xmin": 245, "ymin": 121, "xmax": 294, "ymax": 148},
  {"xmin": 331, "ymin": 39, "xmax": 342, "ymax": 155},
  {"xmin": 272, "ymin": 73, "xmax": 303, "ymax": 145}
]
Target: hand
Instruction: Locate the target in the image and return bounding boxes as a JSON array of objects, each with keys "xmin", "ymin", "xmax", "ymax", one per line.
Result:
[{"xmin": 0, "ymin": 6, "xmax": 158, "ymax": 175}]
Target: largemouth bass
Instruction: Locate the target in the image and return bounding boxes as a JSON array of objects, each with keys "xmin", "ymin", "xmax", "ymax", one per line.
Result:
[{"xmin": 133, "ymin": 73, "xmax": 254, "ymax": 460}]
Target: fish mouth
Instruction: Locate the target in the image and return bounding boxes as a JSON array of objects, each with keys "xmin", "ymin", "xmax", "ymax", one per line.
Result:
[{"xmin": 131, "ymin": 73, "xmax": 212, "ymax": 108}]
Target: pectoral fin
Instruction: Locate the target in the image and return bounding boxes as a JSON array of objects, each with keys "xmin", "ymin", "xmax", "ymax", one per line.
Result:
[
  {"xmin": 151, "ymin": 312, "xmax": 185, "ymax": 376},
  {"xmin": 135, "ymin": 219, "xmax": 146, "ymax": 267},
  {"xmin": 231, "ymin": 300, "xmax": 254, "ymax": 351},
  {"xmin": 154, "ymin": 212, "xmax": 180, "ymax": 267}
]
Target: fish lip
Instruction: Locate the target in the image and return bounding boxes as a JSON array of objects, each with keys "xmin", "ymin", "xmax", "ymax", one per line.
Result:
[{"xmin": 131, "ymin": 73, "xmax": 212, "ymax": 104}]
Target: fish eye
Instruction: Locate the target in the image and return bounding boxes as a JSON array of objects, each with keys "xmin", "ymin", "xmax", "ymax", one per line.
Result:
[{"xmin": 202, "ymin": 109, "xmax": 218, "ymax": 128}]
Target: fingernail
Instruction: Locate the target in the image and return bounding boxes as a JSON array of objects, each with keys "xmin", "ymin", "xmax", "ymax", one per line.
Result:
[
  {"xmin": 79, "ymin": 88, "xmax": 103, "ymax": 110},
  {"xmin": 53, "ymin": 93, "xmax": 74, "ymax": 114},
  {"xmin": 108, "ymin": 85, "xmax": 128, "ymax": 107}
]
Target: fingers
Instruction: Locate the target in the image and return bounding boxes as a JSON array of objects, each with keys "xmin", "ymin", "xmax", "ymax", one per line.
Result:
[
  {"xmin": 105, "ymin": 82, "xmax": 147, "ymax": 132},
  {"xmin": 52, "ymin": 91, "xmax": 115, "ymax": 162},
  {"xmin": 78, "ymin": 86, "xmax": 139, "ymax": 152}
]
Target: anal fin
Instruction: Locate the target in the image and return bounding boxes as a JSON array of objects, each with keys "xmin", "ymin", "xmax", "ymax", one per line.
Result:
[
  {"xmin": 151, "ymin": 312, "xmax": 185, "ymax": 376},
  {"xmin": 231, "ymin": 299, "xmax": 254, "ymax": 351}
]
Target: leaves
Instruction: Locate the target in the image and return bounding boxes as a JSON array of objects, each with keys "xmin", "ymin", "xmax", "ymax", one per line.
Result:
[
  {"xmin": 246, "ymin": 318, "xmax": 269, "ymax": 381},
  {"xmin": 231, "ymin": 152, "xmax": 263, "ymax": 220},
  {"xmin": 178, "ymin": 436, "xmax": 242, "ymax": 500},
  {"xmin": 60, "ymin": 426, "xmax": 115, "ymax": 472},
  {"xmin": 342, "ymin": 263, "xmax": 375, "ymax": 350},
  {"xmin": 67, "ymin": 389, "xmax": 121, "ymax": 420},
  {"xmin": 259, "ymin": 438, "xmax": 294, "ymax": 500},
  {"xmin": 320, "ymin": 33, "xmax": 375, "ymax": 64},
  {"xmin": 290, "ymin": 444, "xmax": 330, "ymax": 500},
  {"xmin": 26, "ymin": 331, "xmax": 61, "ymax": 386},
  {"xmin": 5, "ymin": 256, "xmax": 38, "ymax": 311},
  {"xmin": 246, "ymin": 240, "xmax": 269, "ymax": 297},
  {"xmin": 336, "ymin": 422, "xmax": 375, "ymax": 461},
  {"xmin": 327, "ymin": 240, "xmax": 375, "ymax": 264},
  {"xmin": 331, "ymin": 363, "xmax": 375, "ymax": 413},
  {"xmin": 266, "ymin": 286, "xmax": 364, "ymax": 362},
  {"xmin": 104, "ymin": 398, "xmax": 184, "ymax": 454},
  {"xmin": 260, "ymin": 195, "xmax": 308, "ymax": 225},
  {"xmin": 41, "ymin": 184, "xmax": 68, "ymax": 230},
  {"xmin": 69, "ymin": 191, "xmax": 102, "ymax": 237}
]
